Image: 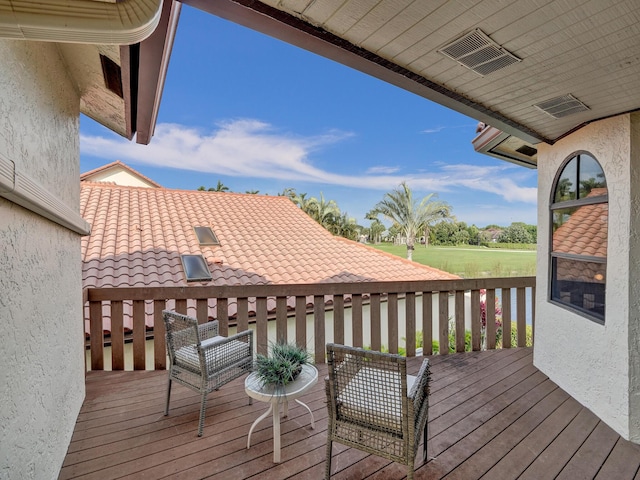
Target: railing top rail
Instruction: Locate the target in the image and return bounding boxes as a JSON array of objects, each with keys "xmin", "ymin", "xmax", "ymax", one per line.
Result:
[{"xmin": 86, "ymin": 277, "xmax": 536, "ymax": 302}]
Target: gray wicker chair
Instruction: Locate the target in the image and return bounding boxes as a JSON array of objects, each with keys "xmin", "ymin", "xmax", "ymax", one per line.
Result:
[
  {"xmin": 163, "ymin": 310, "xmax": 254, "ymax": 437},
  {"xmin": 325, "ymin": 343, "xmax": 430, "ymax": 480}
]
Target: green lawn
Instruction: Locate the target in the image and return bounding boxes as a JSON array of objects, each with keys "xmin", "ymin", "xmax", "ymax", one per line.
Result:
[{"xmin": 370, "ymin": 244, "xmax": 536, "ymax": 278}]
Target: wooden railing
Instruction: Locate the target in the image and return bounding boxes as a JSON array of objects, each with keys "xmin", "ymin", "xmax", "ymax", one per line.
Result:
[{"xmin": 85, "ymin": 277, "xmax": 536, "ymax": 370}]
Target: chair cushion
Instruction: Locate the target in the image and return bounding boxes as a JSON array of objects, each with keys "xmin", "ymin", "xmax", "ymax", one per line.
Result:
[
  {"xmin": 175, "ymin": 336, "xmax": 250, "ymax": 374},
  {"xmin": 336, "ymin": 367, "xmax": 416, "ymax": 432}
]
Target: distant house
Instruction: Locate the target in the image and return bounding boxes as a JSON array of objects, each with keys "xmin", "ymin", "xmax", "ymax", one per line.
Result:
[
  {"xmin": 81, "ymin": 160, "xmax": 162, "ymax": 188},
  {"xmin": 81, "ymin": 163, "xmax": 458, "ymax": 335}
]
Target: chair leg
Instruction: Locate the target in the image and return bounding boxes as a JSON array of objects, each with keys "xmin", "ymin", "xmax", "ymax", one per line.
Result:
[
  {"xmin": 407, "ymin": 466, "xmax": 414, "ymax": 480},
  {"xmin": 198, "ymin": 391, "xmax": 207, "ymax": 437},
  {"xmin": 423, "ymin": 422, "xmax": 428, "ymax": 462},
  {"xmin": 164, "ymin": 378, "xmax": 172, "ymax": 416},
  {"xmin": 325, "ymin": 439, "xmax": 333, "ymax": 480}
]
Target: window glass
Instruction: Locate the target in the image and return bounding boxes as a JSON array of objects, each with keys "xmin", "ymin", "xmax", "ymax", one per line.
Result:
[
  {"xmin": 550, "ymin": 153, "xmax": 607, "ymax": 324},
  {"xmin": 181, "ymin": 254, "xmax": 212, "ymax": 282},
  {"xmin": 551, "ymin": 257, "xmax": 605, "ymax": 320},
  {"xmin": 552, "ymin": 204, "xmax": 608, "ymax": 257},
  {"xmin": 194, "ymin": 226, "xmax": 220, "ymax": 245},
  {"xmin": 554, "ymin": 158, "xmax": 577, "ymax": 202},
  {"xmin": 578, "ymin": 154, "xmax": 607, "ymax": 199}
]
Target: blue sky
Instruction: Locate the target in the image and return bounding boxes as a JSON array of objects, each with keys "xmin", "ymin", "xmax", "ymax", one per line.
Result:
[{"xmin": 80, "ymin": 6, "xmax": 537, "ymax": 227}]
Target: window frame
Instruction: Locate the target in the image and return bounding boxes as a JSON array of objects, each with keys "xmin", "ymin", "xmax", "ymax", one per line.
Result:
[{"xmin": 548, "ymin": 151, "xmax": 607, "ymax": 325}]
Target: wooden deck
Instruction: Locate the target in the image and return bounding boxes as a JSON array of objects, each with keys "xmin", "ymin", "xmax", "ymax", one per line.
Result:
[{"xmin": 60, "ymin": 348, "xmax": 640, "ymax": 479}]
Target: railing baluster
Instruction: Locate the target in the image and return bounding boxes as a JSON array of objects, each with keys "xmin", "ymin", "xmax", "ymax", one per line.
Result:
[
  {"xmin": 313, "ymin": 295, "xmax": 325, "ymax": 364},
  {"xmin": 217, "ymin": 297, "xmax": 229, "ymax": 337},
  {"xmin": 236, "ymin": 297, "xmax": 249, "ymax": 333},
  {"xmin": 352, "ymin": 294, "xmax": 363, "ymax": 348},
  {"xmin": 276, "ymin": 296, "xmax": 287, "ymax": 343},
  {"xmin": 133, "ymin": 300, "xmax": 146, "ymax": 370},
  {"xmin": 422, "ymin": 292, "xmax": 433, "ymax": 355},
  {"xmin": 531, "ymin": 286, "xmax": 536, "ymax": 339},
  {"xmin": 370, "ymin": 293, "xmax": 381, "ymax": 351},
  {"xmin": 175, "ymin": 299, "xmax": 187, "ymax": 315},
  {"xmin": 89, "ymin": 300, "xmax": 104, "ymax": 370},
  {"xmin": 486, "ymin": 289, "xmax": 496, "ymax": 350},
  {"xmin": 439, "ymin": 291, "xmax": 449, "ymax": 355},
  {"xmin": 455, "ymin": 290, "xmax": 465, "ymax": 353},
  {"xmin": 196, "ymin": 298, "xmax": 208, "ymax": 324},
  {"xmin": 388, "ymin": 293, "xmax": 398, "ymax": 354},
  {"xmin": 153, "ymin": 299, "xmax": 166, "ymax": 370},
  {"xmin": 111, "ymin": 300, "xmax": 125, "ymax": 370},
  {"xmin": 471, "ymin": 290, "xmax": 481, "ymax": 351},
  {"xmin": 406, "ymin": 292, "xmax": 416, "ymax": 357},
  {"xmin": 502, "ymin": 288, "xmax": 512, "ymax": 348},
  {"xmin": 256, "ymin": 297, "xmax": 268, "ymax": 356},
  {"xmin": 333, "ymin": 294, "xmax": 344, "ymax": 346},
  {"xmin": 517, "ymin": 287, "xmax": 527, "ymax": 347},
  {"xmin": 295, "ymin": 296, "xmax": 307, "ymax": 349}
]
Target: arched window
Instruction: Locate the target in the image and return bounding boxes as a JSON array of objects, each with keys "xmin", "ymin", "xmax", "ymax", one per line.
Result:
[{"xmin": 550, "ymin": 152, "xmax": 607, "ymax": 324}]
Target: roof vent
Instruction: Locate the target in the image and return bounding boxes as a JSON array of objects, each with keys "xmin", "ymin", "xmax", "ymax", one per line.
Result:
[
  {"xmin": 516, "ymin": 145, "xmax": 538, "ymax": 157},
  {"xmin": 533, "ymin": 94, "xmax": 590, "ymax": 119},
  {"xmin": 439, "ymin": 29, "xmax": 521, "ymax": 76}
]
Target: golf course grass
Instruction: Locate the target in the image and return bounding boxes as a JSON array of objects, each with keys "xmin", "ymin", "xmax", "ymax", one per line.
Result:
[{"xmin": 370, "ymin": 244, "xmax": 536, "ymax": 278}]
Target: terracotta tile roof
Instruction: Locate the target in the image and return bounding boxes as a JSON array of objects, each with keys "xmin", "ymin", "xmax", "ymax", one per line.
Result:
[
  {"xmin": 552, "ymin": 188, "xmax": 607, "ymax": 285},
  {"xmin": 81, "ymin": 180, "xmax": 458, "ymax": 335},
  {"xmin": 553, "ymin": 188, "xmax": 608, "ymax": 258}
]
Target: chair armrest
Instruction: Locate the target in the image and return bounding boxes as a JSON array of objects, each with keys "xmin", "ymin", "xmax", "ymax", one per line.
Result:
[
  {"xmin": 408, "ymin": 359, "xmax": 430, "ymax": 412},
  {"xmin": 198, "ymin": 320, "xmax": 219, "ymax": 340},
  {"xmin": 198, "ymin": 328, "xmax": 253, "ymax": 352}
]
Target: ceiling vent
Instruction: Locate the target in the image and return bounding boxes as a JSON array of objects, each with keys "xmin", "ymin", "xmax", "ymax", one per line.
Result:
[
  {"xmin": 439, "ymin": 29, "xmax": 521, "ymax": 76},
  {"xmin": 533, "ymin": 94, "xmax": 590, "ymax": 119}
]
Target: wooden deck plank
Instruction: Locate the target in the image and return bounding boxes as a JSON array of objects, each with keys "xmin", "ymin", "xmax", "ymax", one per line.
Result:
[
  {"xmin": 518, "ymin": 406, "xmax": 601, "ymax": 480},
  {"xmin": 59, "ymin": 348, "xmax": 640, "ymax": 480},
  {"xmin": 482, "ymin": 397, "xmax": 583, "ymax": 478},
  {"xmin": 556, "ymin": 420, "xmax": 620, "ymax": 479},
  {"xmin": 595, "ymin": 438, "xmax": 640, "ymax": 480}
]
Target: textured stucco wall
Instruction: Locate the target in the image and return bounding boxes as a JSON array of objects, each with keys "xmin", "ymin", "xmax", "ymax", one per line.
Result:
[
  {"xmin": 535, "ymin": 114, "xmax": 632, "ymax": 439},
  {"xmin": 629, "ymin": 113, "xmax": 640, "ymax": 442},
  {"xmin": 0, "ymin": 40, "xmax": 85, "ymax": 478}
]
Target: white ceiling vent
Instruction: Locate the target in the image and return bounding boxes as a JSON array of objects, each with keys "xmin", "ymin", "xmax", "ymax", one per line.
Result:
[
  {"xmin": 439, "ymin": 29, "xmax": 521, "ymax": 76},
  {"xmin": 533, "ymin": 94, "xmax": 590, "ymax": 119}
]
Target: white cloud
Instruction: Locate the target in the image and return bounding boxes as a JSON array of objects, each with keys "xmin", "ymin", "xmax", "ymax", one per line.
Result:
[
  {"xmin": 422, "ymin": 127, "xmax": 445, "ymax": 134},
  {"xmin": 366, "ymin": 165, "xmax": 400, "ymax": 174},
  {"xmin": 81, "ymin": 120, "xmax": 536, "ymax": 204}
]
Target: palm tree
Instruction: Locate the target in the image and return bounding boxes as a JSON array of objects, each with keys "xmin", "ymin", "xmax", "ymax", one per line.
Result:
[
  {"xmin": 365, "ymin": 210, "xmax": 385, "ymax": 244},
  {"xmin": 197, "ymin": 180, "xmax": 230, "ymax": 192},
  {"xmin": 245, "ymin": 189, "xmax": 260, "ymax": 194},
  {"xmin": 291, "ymin": 192, "xmax": 315, "ymax": 215},
  {"xmin": 374, "ymin": 182, "xmax": 451, "ymax": 260},
  {"xmin": 211, "ymin": 180, "xmax": 229, "ymax": 192},
  {"xmin": 308, "ymin": 192, "xmax": 339, "ymax": 229}
]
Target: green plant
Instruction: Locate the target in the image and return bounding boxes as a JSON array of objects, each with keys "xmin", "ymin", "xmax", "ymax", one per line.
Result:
[{"xmin": 255, "ymin": 342, "xmax": 310, "ymax": 387}]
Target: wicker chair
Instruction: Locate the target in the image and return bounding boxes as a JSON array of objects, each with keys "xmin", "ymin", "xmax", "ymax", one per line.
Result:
[
  {"xmin": 325, "ymin": 343, "xmax": 430, "ymax": 480},
  {"xmin": 163, "ymin": 310, "xmax": 254, "ymax": 437}
]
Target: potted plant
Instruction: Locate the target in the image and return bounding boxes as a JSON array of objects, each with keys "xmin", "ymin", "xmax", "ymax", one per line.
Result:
[{"xmin": 255, "ymin": 341, "xmax": 311, "ymax": 387}]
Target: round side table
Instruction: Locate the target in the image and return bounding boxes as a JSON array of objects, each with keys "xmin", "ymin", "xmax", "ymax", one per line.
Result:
[{"xmin": 245, "ymin": 363, "xmax": 318, "ymax": 463}]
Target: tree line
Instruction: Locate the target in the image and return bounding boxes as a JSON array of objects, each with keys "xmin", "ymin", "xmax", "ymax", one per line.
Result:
[{"xmin": 196, "ymin": 180, "xmax": 536, "ymax": 260}]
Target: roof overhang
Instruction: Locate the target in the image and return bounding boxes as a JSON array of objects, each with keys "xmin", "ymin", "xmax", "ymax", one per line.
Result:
[
  {"xmin": 472, "ymin": 126, "xmax": 537, "ymax": 169},
  {"xmin": 0, "ymin": 0, "xmax": 180, "ymax": 145}
]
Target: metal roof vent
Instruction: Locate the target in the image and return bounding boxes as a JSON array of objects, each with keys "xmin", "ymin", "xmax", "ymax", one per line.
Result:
[
  {"xmin": 439, "ymin": 29, "xmax": 521, "ymax": 76},
  {"xmin": 533, "ymin": 94, "xmax": 590, "ymax": 119}
]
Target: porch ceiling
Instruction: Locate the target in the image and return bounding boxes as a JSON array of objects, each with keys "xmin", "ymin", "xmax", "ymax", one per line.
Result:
[{"xmin": 183, "ymin": 0, "xmax": 640, "ymax": 147}]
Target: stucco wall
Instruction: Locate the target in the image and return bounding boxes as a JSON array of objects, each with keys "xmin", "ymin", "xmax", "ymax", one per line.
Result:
[
  {"xmin": 0, "ymin": 40, "xmax": 85, "ymax": 478},
  {"xmin": 535, "ymin": 114, "xmax": 632, "ymax": 439}
]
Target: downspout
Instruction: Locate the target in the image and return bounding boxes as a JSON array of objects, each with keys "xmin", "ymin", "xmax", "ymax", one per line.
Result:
[{"xmin": 0, "ymin": 0, "xmax": 163, "ymax": 45}]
